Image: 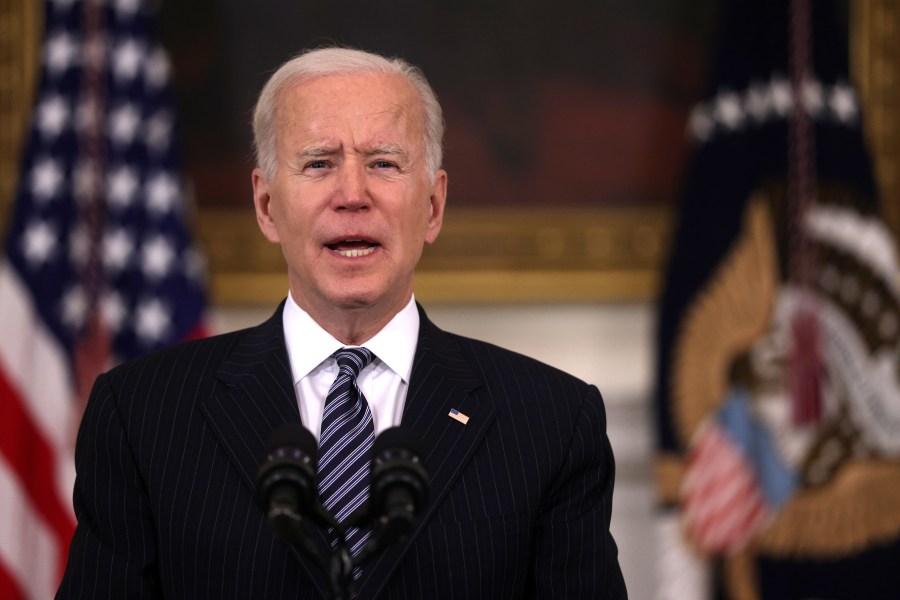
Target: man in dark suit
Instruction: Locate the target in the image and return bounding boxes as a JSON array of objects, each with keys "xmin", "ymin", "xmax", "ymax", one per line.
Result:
[{"xmin": 57, "ymin": 47, "xmax": 627, "ymax": 599}]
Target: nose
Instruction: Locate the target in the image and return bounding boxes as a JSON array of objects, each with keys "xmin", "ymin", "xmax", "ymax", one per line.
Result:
[{"xmin": 334, "ymin": 160, "xmax": 369, "ymax": 210}]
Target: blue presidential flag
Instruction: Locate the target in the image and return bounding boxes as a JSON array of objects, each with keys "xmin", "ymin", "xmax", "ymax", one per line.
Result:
[{"xmin": 654, "ymin": 1, "xmax": 900, "ymax": 599}]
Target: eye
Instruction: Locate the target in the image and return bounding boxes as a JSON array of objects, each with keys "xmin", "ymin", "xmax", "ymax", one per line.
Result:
[
  {"xmin": 372, "ymin": 160, "xmax": 398, "ymax": 169},
  {"xmin": 306, "ymin": 160, "xmax": 330, "ymax": 169}
]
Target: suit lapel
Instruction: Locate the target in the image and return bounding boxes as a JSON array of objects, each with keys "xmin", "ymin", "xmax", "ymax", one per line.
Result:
[
  {"xmin": 198, "ymin": 302, "xmax": 330, "ymax": 595},
  {"xmin": 200, "ymin": 302, "xmax": 299, "ymax": 491},
  {"xmin": 360, "ymin": 306, "xmax": 494, "ymax": 598}
]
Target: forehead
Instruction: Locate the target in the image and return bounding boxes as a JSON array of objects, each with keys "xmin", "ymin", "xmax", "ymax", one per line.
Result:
[{"xmin": 275, "ymin": 72, "xmax": 424, "ymax": 141}]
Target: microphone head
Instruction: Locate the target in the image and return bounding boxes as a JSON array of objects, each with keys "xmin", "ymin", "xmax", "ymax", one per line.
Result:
[
  {"xmin": 370, "ymin": 427, "xmax": 429, "ymax": 511},
  {"xmin": 256, "ymin": 422, "xmax": 318, "ymax": 516},
  {"xmin": 369, "ymin": 427, "xmax": 430, "ymax": 548}
]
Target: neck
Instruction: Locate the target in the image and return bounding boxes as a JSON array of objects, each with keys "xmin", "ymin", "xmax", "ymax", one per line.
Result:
[{"xmin": 291, "ymin": 291, "xmax": 412, "ymax": 346}]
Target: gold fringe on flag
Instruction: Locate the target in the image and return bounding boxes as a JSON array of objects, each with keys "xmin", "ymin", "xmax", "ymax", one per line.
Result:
[
  {"xmin": 757, "ymin": 460, "xmax": 900, "ymax": 556},
  {"xmin": 671, "ymin": 195, "xmax": 779, "ymax": 448}
]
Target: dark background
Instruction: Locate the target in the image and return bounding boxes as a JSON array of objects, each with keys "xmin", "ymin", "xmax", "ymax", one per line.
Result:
[{"xmin": 158, "ymin": 0, "xmax": 718, "ymax": 210}]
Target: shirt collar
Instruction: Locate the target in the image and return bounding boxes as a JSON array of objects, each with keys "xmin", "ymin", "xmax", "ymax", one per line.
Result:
[{"xmin": 282, "ymin": 293, "xmax": 420, "ymax": 384}]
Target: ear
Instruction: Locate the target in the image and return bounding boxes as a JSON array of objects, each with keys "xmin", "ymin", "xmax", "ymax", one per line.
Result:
[
  {"xmin": 424, "ymin": 169, "xmax": 447, "ymax": 245},
  {"xmin": 252, "ymin": 167, "xmax": 281, "ymax": 243}
]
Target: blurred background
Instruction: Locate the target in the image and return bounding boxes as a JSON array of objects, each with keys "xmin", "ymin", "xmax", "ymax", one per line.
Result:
[{"xmin": 1, "ymin": 1, "xmax": 899, "ymax": 599}]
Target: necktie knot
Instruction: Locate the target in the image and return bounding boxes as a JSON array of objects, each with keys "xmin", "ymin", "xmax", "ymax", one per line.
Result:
[{"xmin": 332, "ymin": 347, "xmax": 374, "ymax": 380}]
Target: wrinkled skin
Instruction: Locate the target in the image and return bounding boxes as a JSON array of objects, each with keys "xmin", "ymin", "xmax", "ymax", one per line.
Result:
[{"xmin": 252, "ymin": 72, "xmax": 447, "ymax": 344}]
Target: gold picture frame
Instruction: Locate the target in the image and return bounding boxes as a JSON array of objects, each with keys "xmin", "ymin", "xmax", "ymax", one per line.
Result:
[
  {"xmin": 0, "ymin": 0, "xmax": 41, "ymax": 230},
  {"xmin": 197, "ymin": 205, "xmax": 671, "ymax": 305}
]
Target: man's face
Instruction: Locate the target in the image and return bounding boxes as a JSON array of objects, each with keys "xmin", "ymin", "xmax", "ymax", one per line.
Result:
[{"xmin": 252, "ymin": 72, "xmax": 447, "ymax": 320}]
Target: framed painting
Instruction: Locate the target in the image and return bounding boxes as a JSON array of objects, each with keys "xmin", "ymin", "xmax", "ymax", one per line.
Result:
[
  {"xmin": 2, "ymin": 1, "xmax": 896, "ymax": 304},
  {"xmin": 160, "ymin": 0, "xmax": 716, "ymax": 304}
]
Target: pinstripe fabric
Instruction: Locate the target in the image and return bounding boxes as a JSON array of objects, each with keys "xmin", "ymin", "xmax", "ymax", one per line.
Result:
[
  {"xmin": 317, "ymin": 348, "xmax": 375, "ymax": 571},
  {"xmin": 56, "ymin": 302, "xmax": 627, "ymax": 599}
]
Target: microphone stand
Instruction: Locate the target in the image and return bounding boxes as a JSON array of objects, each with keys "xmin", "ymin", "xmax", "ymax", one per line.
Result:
[
  {"xmin": 326, "ymin": 537, "xmax": 355, "ymax": 600},
  {"xmin": 324, "ymin": 503, "xmax": 407, "ymax": 600},
  {"xmin": 260, "ymin": 426, "xmax": 427, "ymax": 600},
  {"xmin": 275, "ymin": 504, "xmax": 383, "ymax": 600},
  {"xmin": 269, "ymin": 505, "xmax": 330, "ymax": 573},
  {"xmin": 325, "ymin": 506, "xmax": 375, "ymax": 600},
  {"xmin": 269, "ymin": 502, "xmax": 357, "ymax": 600}
]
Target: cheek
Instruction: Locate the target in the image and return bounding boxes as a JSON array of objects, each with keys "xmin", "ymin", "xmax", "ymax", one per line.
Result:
[{"xmin": 270, "ymin": 192, "xmax": 312, "ymax": 237}]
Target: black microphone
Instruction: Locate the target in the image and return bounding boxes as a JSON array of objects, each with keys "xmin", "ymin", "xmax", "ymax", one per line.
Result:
[
  {"xmin": 368, "ymin": 427, "xmax": 429, "ymax": 548},
  {"xmin": 255, "ymin": 423, "xmax": 319, "ymax": 543}
]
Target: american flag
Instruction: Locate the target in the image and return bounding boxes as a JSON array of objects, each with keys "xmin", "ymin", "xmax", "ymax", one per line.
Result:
[
  {"xmin": 680, "ymin": 393, "xmax": 793, "ymax": 555},
  {"xmin": 0, "ymin": 0, "xmax": 208, "ymax": 597}
]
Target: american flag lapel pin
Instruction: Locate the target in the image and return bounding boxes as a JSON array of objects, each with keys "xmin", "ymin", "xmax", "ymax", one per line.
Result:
[{"xmin": 448, "ymin": 408, "xmax": 470, "ymax": 425}]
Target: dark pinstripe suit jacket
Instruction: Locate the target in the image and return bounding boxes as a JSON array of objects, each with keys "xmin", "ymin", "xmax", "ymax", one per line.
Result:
[{"xmin": 57, "ymin": 303, "xmax": 627, "ymax": 599}]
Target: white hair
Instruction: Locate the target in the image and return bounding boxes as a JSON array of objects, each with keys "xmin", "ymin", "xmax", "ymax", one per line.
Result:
[{"xmin": 252, "ymin": 47, "xmax": 444, "ymax": 179}]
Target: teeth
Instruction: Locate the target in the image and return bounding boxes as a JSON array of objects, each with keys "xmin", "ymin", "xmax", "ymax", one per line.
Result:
[{"xmin": 336, "ymin": 246, "xmax": 376, "ymax": 258}]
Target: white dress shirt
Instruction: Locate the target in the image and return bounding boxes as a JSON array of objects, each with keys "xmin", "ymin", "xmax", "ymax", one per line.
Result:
[{"xmin": 282, "ymin": 293, "xmax": 420, "ymax": 441}]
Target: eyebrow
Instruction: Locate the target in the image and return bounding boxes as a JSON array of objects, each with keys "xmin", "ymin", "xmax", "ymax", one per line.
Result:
[
  {"xmin": 295, "ymin": 143, "xmax": 409, "ymax": 162},
  {"xmin": 365, "ymin": 144, "xmax": 405, "ymax": 157},
  {"xmin": 298, "ymin": 145, "xmax": 339, "ymax": 159}
]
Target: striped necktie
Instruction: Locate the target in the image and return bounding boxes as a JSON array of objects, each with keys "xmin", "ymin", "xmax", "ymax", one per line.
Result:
[{"xmin": 317, "ymin": 347, "xmax": 376, "ymax": 570}]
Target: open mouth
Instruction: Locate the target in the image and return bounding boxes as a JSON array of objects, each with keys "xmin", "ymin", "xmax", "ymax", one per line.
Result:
[{"xmin": 326, "ymin": 239, "xmax": 380, "ymax": 258}]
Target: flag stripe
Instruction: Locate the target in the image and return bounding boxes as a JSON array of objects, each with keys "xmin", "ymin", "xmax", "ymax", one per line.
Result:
[
  {"xmin": 0, "ymin": 561, "xmax": 26, "ymax": 600},
  {"xmin": 682, "ymin": 424, "xmax": 772, "ymax": 553},
  {"xmin": 0, "ymin": 264, "xmax": 76, "ymax": 455},
  {"xmin": 0, "ymin": 455, "xmax": 62, "ymax": 600},
  {"xmin": 0, "ymin": 367, "xmax": 76, "ymax": 547}
]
